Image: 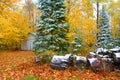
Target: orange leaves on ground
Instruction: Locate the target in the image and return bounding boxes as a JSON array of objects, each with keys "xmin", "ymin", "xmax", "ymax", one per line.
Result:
[{"xmin": 0, "ymin": 51, "xmax": 120, "ymax": 80}]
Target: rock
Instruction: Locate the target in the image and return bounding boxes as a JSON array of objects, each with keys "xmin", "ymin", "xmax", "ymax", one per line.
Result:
[
  {"xmin": 112, "ymin": 52, "xmax": 120, "ymax": 63},
  {"xmin": 95, "ymin": 48, "xmax": 110, "ymax": 55},
  {"xmin": 75, "ymin": 56, "xmax": 87, "ymax": 69},
  {"xmin": 68, "ymin": 54, "xmax": 76, "ymax": 66},
  {"xmin": 88, "ymin": 47, "xmax": 120, "ymax": 72},
  {"xmin": 102, "ymin": 55, "xmax": 109, "ymax": 58},
  {"xmin": 50, "ymin": 47, "xmax": 120, "ymax": 72},
  {"xmin": 98, "ymin": 54, "xmax": 103, "ymax": 58},
  {"xmin": 95, "ymin": 48, "xmax": 104, "ymax": 55},
  {"xmin": 109, "ymin": 47, "xmax": 120, "ymax": 53},
  {"xmin": 50, "ymin": 56, "xmax": 68, "ymax": 70},
  {"xmin": 89, "ymin": 52, "xmax": 97, "ymax": 58},
  {"xmin": 65, "ymin": 54, "xmax": 72, "ymax": 58},
  {"xmin": 50, "ymin": 54, "xmax": 88, "ymax": 70},
  {"xmin": 88, "ymin": 58, "xmax": 102, "ymax": 72},
  {"xmin": 101, "ymin": 58, "xmax": 114, "ymax": 71}
]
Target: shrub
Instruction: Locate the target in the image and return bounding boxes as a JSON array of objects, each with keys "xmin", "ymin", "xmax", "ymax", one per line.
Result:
[{"xmin": 42, "ymin": 54, "xmax": 52, "ymax": 63}]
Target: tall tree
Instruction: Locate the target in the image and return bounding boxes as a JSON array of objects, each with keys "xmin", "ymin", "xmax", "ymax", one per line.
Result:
[
  {"xmin": 0, "ymin": 0, "xmax": 20, "ymax": 14},
  {"xmin": 113, "ymin": 0, "xmax": 120, "ymax": 46},
  {"xmin": 34, "ymin": 0, "xmax": 69, "ymax": 54},
  {"xmin": 91, "ymin": 0, "xmax": 109, "ymax": 39},
  {"xmin": 107, "ymin": 0, "xmax": 120, "ymax": 38},
  {"xmin": 66, "ymin": 0, "xmax": 96, "ymax": 47},
  {"xmin": 23, "ymin": 0, "xmax": 40, "ymax": 30},
  {"xmin": 95, "ymin": 6, "xmax": 115, "ymax": 49},
  {"xmin": 0, "ymin": 0, "xmax": 31, "ymax": 49}
]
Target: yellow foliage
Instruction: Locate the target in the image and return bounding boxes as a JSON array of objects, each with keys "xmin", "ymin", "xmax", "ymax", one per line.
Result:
[
  {"xmin": 108, "ymin": 0, "xmax": 120, "ymax": 38},
  {"xmin": 66, "ymin": 32, "xmax": 76, "ymax": 42},
  {"xmin": 0, "ymin": 0, "xmax": 31, "ymax": 49},
  {"xmin": 66, "ymin": 0, "xmax": 97, "ymax": 47}
]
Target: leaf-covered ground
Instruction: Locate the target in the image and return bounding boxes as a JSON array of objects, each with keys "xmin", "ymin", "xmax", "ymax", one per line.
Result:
[{"xmin": 0, "ymin": 51, "xmax": 120, "ymax": 80}]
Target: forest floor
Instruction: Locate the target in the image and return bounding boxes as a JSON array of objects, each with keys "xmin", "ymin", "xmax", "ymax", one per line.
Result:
[{"xmin": 0, "ymin": 51, "xmax": 120, "ymax": 80}]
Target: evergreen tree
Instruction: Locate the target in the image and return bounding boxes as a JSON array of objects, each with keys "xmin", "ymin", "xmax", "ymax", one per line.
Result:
[
  {"xmin": 70, "ymin": 29, "xmax": 84, "ymax": 54},
  {"xmin": 95, "ymin": 6, "xmax": 115, "ymax": 49},
  {"xmin": 34, "ymin": 0, "xmax": 69, "ymax": 54}
]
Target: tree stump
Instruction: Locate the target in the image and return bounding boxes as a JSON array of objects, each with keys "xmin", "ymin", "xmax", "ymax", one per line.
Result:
[{"xmin": 35, "ymin": 56, "xmax": 42, "ymax": 65}]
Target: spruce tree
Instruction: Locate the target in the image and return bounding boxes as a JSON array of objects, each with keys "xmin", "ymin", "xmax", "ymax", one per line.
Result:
[
  {"xmin": 96, "ymin": 6, "xmax": 115, "ymax": 49},
  {"xmin": 34, "ymin": 0, "xmax": 69, "ymax": 54},
  {"xmin": 70, "ymin": 29, "xmax": 83, "ymax": 54}
]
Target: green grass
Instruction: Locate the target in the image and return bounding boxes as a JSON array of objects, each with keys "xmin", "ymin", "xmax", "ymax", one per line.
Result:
[{"xmin": 23, "ymin": 75, "xmax": 40, "ymax": 80}]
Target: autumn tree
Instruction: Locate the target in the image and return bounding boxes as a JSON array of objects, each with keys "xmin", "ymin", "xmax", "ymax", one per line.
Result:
[
  {"xmin": 107, "ymin": 0, "xmax": 120, "ymax": 38},
  {"xmin": 95, "ymin": 6, "xmax": 115, "ymax": 49},
  {"xmin": 34, "ymin": 0, "xmax": 69, "ymax": 54},
  {"xmin": 0, "ymin": 0, "xmax": 31, "ymax": 49},
  {"xmin": 91, "ymin": 0, "xmax": 108, "ymax": 27},
  {"xmin": 0, "ymin": 0, "xmax": 20, "ymax": 14},
  {"xmin": 23, "ymin": 0, "xmax": 40, "ymax": 30},
  {"xmin": 116, "ymin": 27, "xmax": 120, "ymax": 46},
  {"xmin": 66, "ymin": 0, "xmax": 96, "ymax": 51}
]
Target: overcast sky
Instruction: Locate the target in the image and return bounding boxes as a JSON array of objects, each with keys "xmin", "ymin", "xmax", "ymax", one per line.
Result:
[
  {"xmin": 20, "ymin": 0, "xmax": 38, "ymax": 4},
  {"xmin": 19, "ymin": 0, "xmax": 118, "ymax": 6},
  {"xmin": 32, "ymin": 0, "xmax": 38, "ymax": 3},
  {"xmin": 21, "ymin": 0, "xmax": 118, "ymax": 4}
]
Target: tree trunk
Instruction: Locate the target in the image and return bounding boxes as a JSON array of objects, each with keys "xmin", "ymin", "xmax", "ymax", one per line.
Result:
[
  {"xmin": 67, "ymin": 0, "xmax": 70, "ymax": 14},
  {"xmin": 96, "ymin": 2, "xmax": 99, "ymax": 40}
]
